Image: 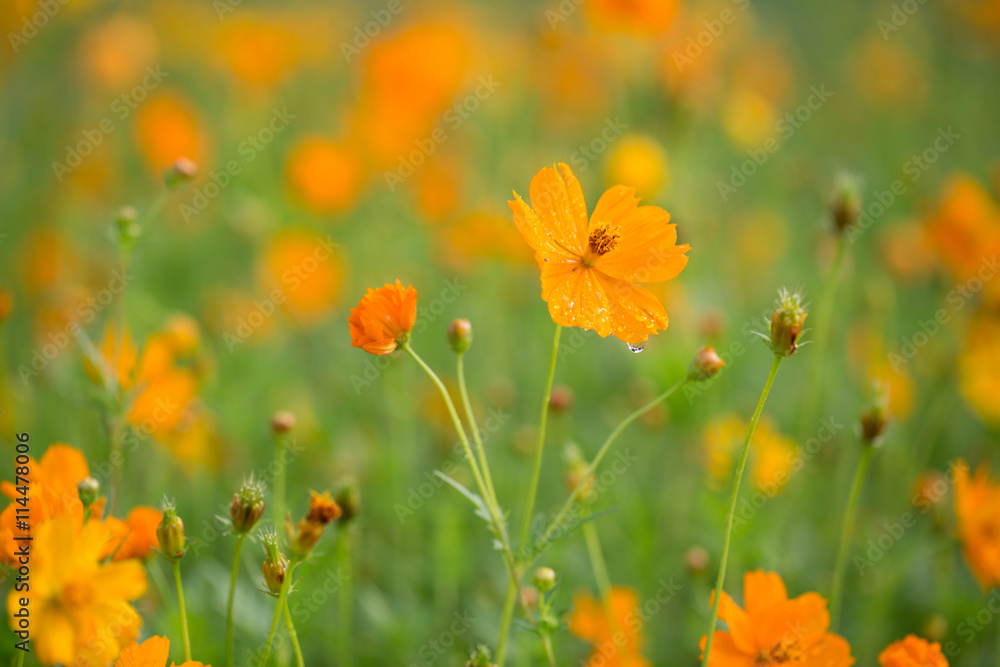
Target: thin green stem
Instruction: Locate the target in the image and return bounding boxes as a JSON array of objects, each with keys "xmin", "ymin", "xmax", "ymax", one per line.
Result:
[
  {"xmin": 172, "ymin": 560, "xmax": 192, "ymax": 663},
  {"xmin": 583, "ymin": 522, "xmax": 611, "ymax": 602},
  {"xmin": 274, "ymin": 434, "xmax": 287, "ymax": 539},
  {"xmin": 538, "ymin": 376, "xmax": 687, "ymax": 558},
  {"xmin": 226, "ymin": 534, "xmax": 246, "ymax": 667},
  {"xmin": 338, "ymin": 529, "xmax": 353, "ymax": 667},
  {"xmin": 262, "ymin": 563, "xmax": 296, "ymax": 667},
  {"xmin": 456, "ymin": 352, "xmax": 499, "ymax": 509},
  {"xmin": 800, "ymin": 235, "xmax": 847, "ymax": 436},
  {"xmin": 701, "ymin": 355, "xmax": 783, "ymax": 667},
  {"xmin": 829, "ymin": 445, "xmax": 874, "ymax": 631},
  {"xmin": 15, "ymin": 649, "xmax": 24, "ymax": 667},
  {"xmin": 283, "ymin": 601, "xmax": 305, "ymax": 667},
  {"xmin": 403, "ymin": 343, "xmax": 533, "ymax": 619},
  {"xmin": 496, "ymin": 584, "xmax": 518, "ymax": 666},
  {"xmin": 540, "ymin": 635, "xmax": 558, "ymax": 667}
]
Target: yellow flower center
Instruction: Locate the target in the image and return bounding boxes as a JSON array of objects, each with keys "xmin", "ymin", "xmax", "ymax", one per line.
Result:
[
  {"xmin": 753, "ymin": 638, "xmax": 802, "ymax": 665},
  {"xmin": 588, "ymin": 224, "xmax": 621, "ymax": 256}
]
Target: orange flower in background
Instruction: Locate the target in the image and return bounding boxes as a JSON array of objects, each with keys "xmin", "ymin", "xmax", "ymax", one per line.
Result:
[
  {"xmin": 586, "ymin": 0, "xmax": 679, "ymax": 35},
  {"xmin": 959, "ymin": 314, "xmax": 1000, "ymax": 425},
  {"xmin": 438, "ymin": 211, "xmax": 534, "ymax": 270},
  {"xmin": 568, "ymin": 586, "xmax": 651, "ymax": 667},
  {"xmin": 510, "ymin": 163, "xmax": 689, "ymax": 346},
  {"xmin": 286, "ymin": 136, "xmax": 364, "ymax": 214},
  {"xmin": 348, "ymin": 281, "xmax": 418, "ymax": 355},
  {"xmin": 134, "ymin": 91, "xmax": 210, "ymax": 177},
  {"xmin": 84, "ymin": 324, "xmax": 139, "ymax": 390},
  {"xmin": 954, "ymin": 460, "xmax": 1000, "ymax": 588},
  {"xmin": 108, "ymin": 506, "xmax": 162, "ymax": 561},
  {"xmin": 260, "ymin": 229, "xmax": 343, "ymax": 323},
  {"xmin": 881, "ymin": 222, "xmax": 936, "ymax": 284},
  {"xmin": 604, "ymin": 134, "xmax": 671, "ymax": 201},
  {"xmin": 879, "ymin": 635, "xmax": 948, "ymax": 666},
  {"xmin": 215, "ymin": 18, "xmax": 302, "ymax": 89},
  {"xmin": 7, "ymin": 517, "xmax": 147, "ymax": 666},
  {"xmin": 703, "ymin": 415, "xmax": 797, "ymax": 493},
  {"xmin": 115, "ymin": 635, "xmax": 208, "ymax": 667},
  {"xmin": 79, "ymin": 14, "xmax": 159, "ymax": 90},
  {"xmin": 699, "ymin": 571, "xmax": 854, "ymax": 666}
]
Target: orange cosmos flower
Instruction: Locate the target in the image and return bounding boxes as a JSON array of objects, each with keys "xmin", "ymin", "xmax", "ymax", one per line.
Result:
[
  {"xmin": 108, "ymin": 506, "xmax": 163, "ymax": 561},
  {"xmin": 286, "ymin": 136, "xmax": 364, "ymax": 214},
  {"xmin": 586, "ymin": 0, "xmax": 679, "ymax": 35},
  {"xmin": 115, "ymin": 635, "xmax": 208, "ymax": 667},
  {"xmin": 510, "ymin": 163, "xmax": 689, "ymax": 347},
  {"xmin": 959, "ymin": 315, "xmax": 1000, "ymax": 425},
  {"xmin": 879, "ymin": 635, "xmax": 948, "ymax": 667},
  {"xmin": 7, "ymin": 517, "xmax": 147, "ymax": 666},
  {"xmin": 347, "ymin": 280, "xmax": 418, "ymax": 355},
  {"xmin": 954, "ymin": 460, "xmax": 1000, "ymax": 588},
  {"xmin": 568, "ymin": 586, "xmax": 651, "ymax": 667},
  {"xmin": 699, "ymin": 570, "xmax": 854, "ymax": 667}
]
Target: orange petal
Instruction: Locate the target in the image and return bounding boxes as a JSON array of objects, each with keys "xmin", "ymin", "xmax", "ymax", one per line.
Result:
[
  {"xmin": 594, "ymin": 205, "xmax": 690, "ymax": 283},
  {"xmin": 754, "ymin": 592, "xmax": 830, "ymax": 652},
  {"xmin": 802, "ymin": 633, "xmax": 855, "ymax": 666},
  {"xmin": 699, "ymin": 630, "xmax": 751, "ymax": 666},
  {"xmin": 509, "ymin": 163, "xmax": 588, "ymax": 257},
  {"xmin": 116, "ymin": 635, "xmax": 171, "ymax": 667},
  {"xmin": 712, "ymin": 589, "xmax": 756, "ymax": 654},
  {"xmin": 743, "ymin": 570, "xmax": 788, "ymax": 616}
]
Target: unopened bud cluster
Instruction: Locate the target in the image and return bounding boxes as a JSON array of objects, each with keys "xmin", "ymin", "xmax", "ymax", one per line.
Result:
[{"xmin": 768, "ymin": 288, "xmax": 808, "ymax": 357}]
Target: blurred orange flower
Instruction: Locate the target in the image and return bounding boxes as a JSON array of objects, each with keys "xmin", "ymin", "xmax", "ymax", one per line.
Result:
[
  {"xmin": 84, "ymin": 324, "xmax": 138, "ymax": 390},
  {"xmin": 959, "ymin": 315, "xmax": 1000, "ymax": 424},
  {"xmin": 260, "ymin": 230, "xmax": 343, "ymax": 323},
  {"xmin": 510, "ymin": 163, "xmax": 689, "ymax": 346},
  {"xmin": 568, "ymin": 586, "xmax": 651, "ymax": 667},
  {"xmin": 879, "ymin": 635, "xmax": 948, "ymax": 667},
  {"xmin": 8, "ymin": 517, "xmax": 147, "ymax": 667},
  {"xmin": 348, "ymin": 280, "xmax": 418, "ymax": 355},
  {"xmin": 954, "ymin": 460, "xmax": 1000, "ymax": 588},
  {"xmin": 699, "ymin": 570, "xmax": 854, "ymax": 666},
  {"xmin": 79, "ymin": 14, "xmax": 159, "ymax": 90},
  {"xmin": 286, "ymin": 136, "xmax": 364, "ymax": 214},
  {"xmin": 703, "ymin": 415, "xmax": 797, "ymax": 493},
  {"xmin": 107, "ymin": 506, "xmax": 162, "ymax": 561},
  {"xmin": 604, "ymin": 134, "xmax": 670, "ymax": 201},
  {"xmin": 586, "ymin": 0, "xmax": 679, "ymax": 34},
  {"xmin": 134, "ymin": 91, "xmax": 210, "ymax": 177},
  {"xmin": 115, "ymin": 635, "xmax": 208, "ymax": 667}
]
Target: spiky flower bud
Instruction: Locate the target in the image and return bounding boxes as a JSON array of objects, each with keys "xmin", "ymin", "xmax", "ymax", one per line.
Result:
[
  {"xmin": 860, "ymin": 382, "xmax": 890, "ymax": 446},
  {"xmin": 687, "ymin": 345, "xmax": 725, "ymax": 381},
  {"xmin": 260, "ymin": 530, "xmax": 288, "ymax": 595},
  {"xmin": 157, "ymin": 499, "xmax": 186, "ymax": 560},
  {"xmin": 768, "ymin": 288, "xmax": 808, "ymax": 357},
  {"xmin": 231, "ymin": 475, "xmax": 266, "ymax": 534},
  {"xmin": 77, "ymin": 477, "xmax": 100, "ymax": 507},
  {"xmin": 830, "ymin": 173, "xmax": 861, "ymax": 233},
  {"xmin": 447, "ymin": 318, "xmax": 473, "ymax": 354},
  {"xmin": 164, "ymin": 157, "xmax": 198, "ymax": 188},
  {"xmin": 533, "ymin": 567, "xmax": 556, "ymax": 592},
  {"xmin": 271, "ymin": 410, "xmax": 297, "ymax": 434}
]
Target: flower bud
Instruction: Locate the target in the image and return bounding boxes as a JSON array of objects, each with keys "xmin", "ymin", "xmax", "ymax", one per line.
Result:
[
  {"xmin": 447, "ymin": 318, "xmax": 473, "ymax": 353},
  {"xmin": 336, "ymin": 479, "xmax": 361, "ymax": 524},
  {"xmin": 260, "ymin": 530, "xmax": 288, "ymax": 595},
  {"xmin": 115, "ymin": 205, "xmax": 141, "ymax": 245},
  {"xmin": 271, "ymin": 410, "xmax": 297, "ymax": 434},
  {"xmin": 465, "ymin": 645, "xmax": 497, "ymax": 667},
  {"xmin": 687, "ymin": 345, "xmax": 725, "ymax": 381},
  {"xmin": 77, "ymin": 477, "xmax": 100, "ymax": 507},
  {"xmin": 533, "ymin": 567, "xmax": 556, "ymax": 592},
  {"xmin": 830, "ymin": 173, "xmax": 861, "ymax": 233},
  {"xmin": 231, "ymin": 475, "xmax": 266, "ymax": 534},
  {"xmin": 768, "ymin": 288, "xmax": 808, "ymax": 357},
  {"xmin": 164, "ymin": 157, "xmax": 198, "ymax": 188},
  {"xmin": 860, "ymin": 382, "xmax": 890, "ymax": 446},
  {"xmin": 548, "ymin": 385, "xmax": 574, "ymax": 413},
  {"xmin": 685, "ymin": 545, "xmax": 710, "ymax": 573},
  {"xmin": 157, "ymin": 500, "xmax": 187, "ymax": 560},
  {"xmin": 287, "ymin": 490, "xmax": 342, "ymax": 559},
  {"xmin": 0, "ymin": 288, "xmax": 14, "ymax": 325}
]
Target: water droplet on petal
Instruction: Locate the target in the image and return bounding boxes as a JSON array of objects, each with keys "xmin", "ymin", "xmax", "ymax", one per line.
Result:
[{"xmin": 627, "ymin": 340, "xmax": 647, "ymax": 353}]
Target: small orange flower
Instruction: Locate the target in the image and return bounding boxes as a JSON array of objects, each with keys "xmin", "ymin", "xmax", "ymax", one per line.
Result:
[
  {"xmin": 879, "ymin": 635, "xmax": 948, "ymax": 667},
  {"xmin": 347, "ymin": 280, "xmax": 418, "ymax": 355},
  {"xmin": 510, "ymin": 163, "xmax": 689, "ymax": 346},
  {"xmin": 568, "ymin": 586, "xmax": 650, "ymax": 667},
  {"xmin": 954, "ymin": 460, "xmax": 1000, "ymax": 588},
  {"xmin": 699, "ymin": 570, "xmax": 854, "ymax": 667},
  {"xmin": 115, "ymin": 635, "xmax": 208, "ymax": 667}
]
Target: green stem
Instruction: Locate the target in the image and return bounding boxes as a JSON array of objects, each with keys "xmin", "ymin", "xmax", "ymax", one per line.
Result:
[
  {"xmin": 701, "ymin": 355, "xmax": 783, "ymax": 667},
  {"xmin": 829, "ymin": 445, "xmax": 874, "ymax": 631},
  {"xmin": 275, "ymin": 433, "xmax": 287, "ymax": 539},
  {"xmin": 226, "ymin": 534, "xmax": 246, "ymax": 667},
  {"xmin": 456, "ymin": 352, "xmax": 499, "ymax": 510},
  {"xmin": 15, "ymin": 649, "xmax": 24, "ymax": 667},
  {"xmin": 262, "ymin": 563, "xmax": 296, "ymax": 667},
  {"xmin": 499, "ymin": 325, "xmax": 561, "ymax": 666},
  {"xmin": 283, "ymin": 600, "xmax": 305, "ymax": 667},
  {"xmin": 403, "ymin": 343, "xmax": 533, "ymax": 619},
  {"xmin": 583, "ymin": 522, "xmax": 611, "ymax": 602},
  {"xmin": 172, "ymin": 560, "xmax": 192, "ymax": 663},
  {"xmin": 538, "ymin": 376, "xmax": 688, "ymax": 559},
  {"xmin": 338, "ymin": 529, "xmax": 353, "ymax": 667},
  {"xmin": 540, "ymin": 635, "xmax": 558, "ymax": 667},
  {"xmin": 800, "ymin": 235, "xmax": 846, "ymax": 436}
]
